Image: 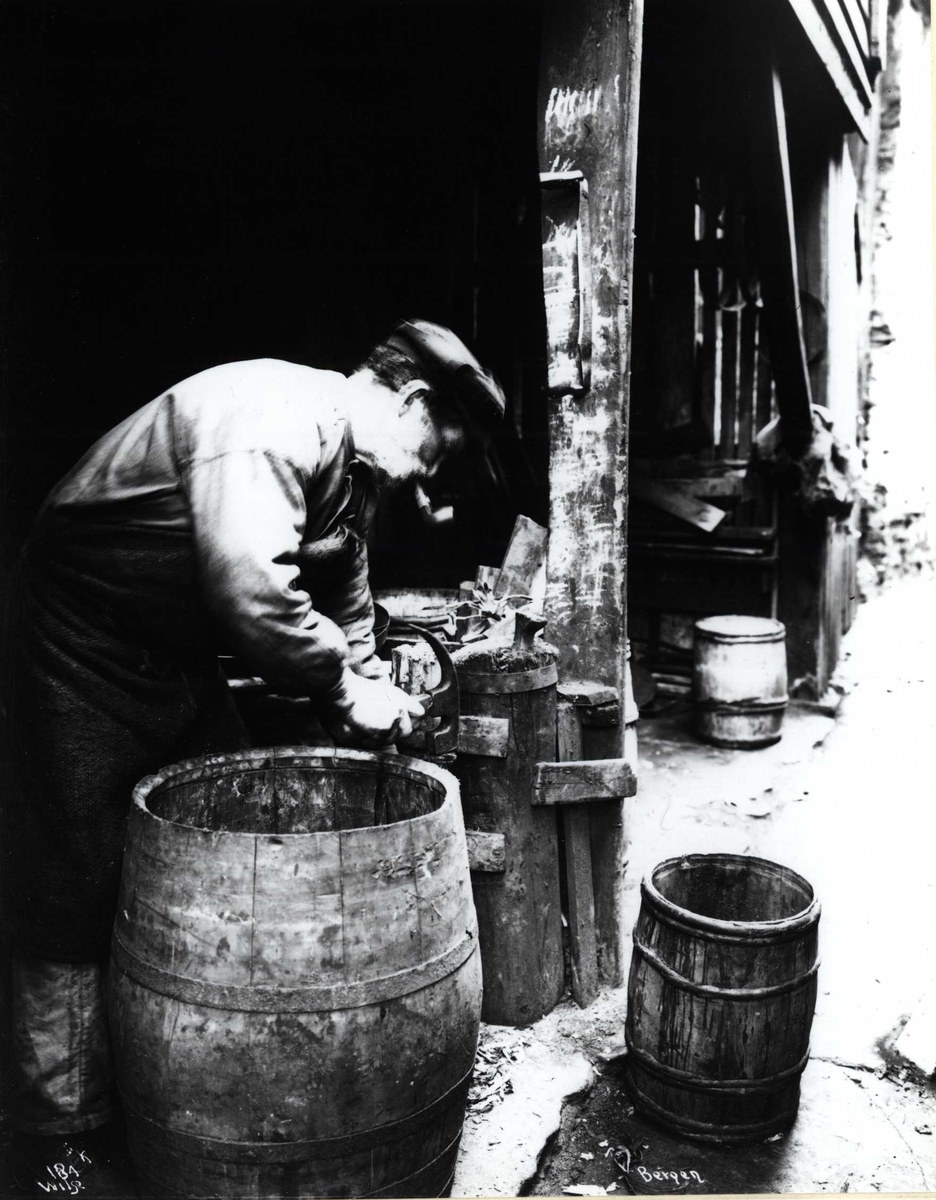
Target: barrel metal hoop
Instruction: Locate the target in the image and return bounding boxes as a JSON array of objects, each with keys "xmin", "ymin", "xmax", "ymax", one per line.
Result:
[
  {"xmin": 457, "ymin": 663, "xmax": 558, "ymax": 694},
  {"xmin": 638, "ymin": 899, "xmax": 820, "ymax": 945},
  {"xmin": 694, "ymin": 698, "xmax": 789, "ymax": 714},
  {"xmin": 112, "ymin": 931, "xmax": 477, "ymax": 1013},
  {"xmin": 367, "ymin": 1132, "xmax": 463, "ymax": 1198},
  {"xmin": 631, "ymin": 936, "xmax": 819, "ymax": 999},
  {"xmin": 122, "ymin": 1067, "xmax": 473, "ymax": 1165},
  {"xmin": 624, "ymin": 1072, "xmax": 796, "ymax": 1142},
  {"xmin": 624, "ymin": 1031, "xmax": 811, "ymax": 1092}
]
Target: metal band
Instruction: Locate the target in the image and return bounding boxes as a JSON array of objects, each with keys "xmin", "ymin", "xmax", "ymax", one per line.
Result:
[
  {"xmin": 624, "ymin": 1070, "xmax": 797, "ymax": 1143},
  {"xmin": 123, "ymin": 1068, "xmax": 473, "ymax": 1165},
  {"xmin": 631, "ymin": 936, "xmax": 819, "ymax": 999},
  {"xmin": 112, "ymin": 932, "xmax": 477, "ymax": 1013},
  {"xmin": 369, "ymin": 1133, "xmax": 462, "ymax": 1198},
  {"xmin": 624, "ymin": 1032, "xmax": 811, "ymax": 1092},
  {"xmin": 458, "ymin": 662, "xmax": 558, "ymax": 694},
  {"xmin": 695, "ymin": 698, "xmax": 788, "ymax": 713}
]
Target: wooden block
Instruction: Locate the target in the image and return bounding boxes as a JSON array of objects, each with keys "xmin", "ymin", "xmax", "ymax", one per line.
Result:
[
  {"xmin": 630, "ymin": 479, "xmax": 728, "ymax": 534},
  {"xmin": 558, "ymin": 680, "xmax": 620, "ymax": 727},
  {"xmin": 558, "ymin": 701, "xmax": 598, "ymax": 1009},
  {"xmin": 532, "ymin": 759, "xmax": 637, "ymax": 806},
  {"xmin": 558, "ymin": 680, "xmax": 618, "ymax": 707},
  {"xmin": 391, "ymin": 642, "xmax": 441, "ymax": 694},
  {"xmin": 457, "ymin": 715, "xmax": 510, "ymax": 758},
  {"xmin": 466, "ymin": 830, "xmax": 506, "ymax": 874},
  {"xmin": 496, "ymin": 515, "xmax": 549, "ymax": 599}
]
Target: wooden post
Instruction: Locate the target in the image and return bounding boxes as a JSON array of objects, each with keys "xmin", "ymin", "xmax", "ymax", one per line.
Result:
[
  {"xmin": 557, "ymin": 700, "xmax": 598, "ymax": 1009},
  {"xmin": 452, "ymin": 643, "xmax": 564, "ymax": 1027},
  {"xmin": 538, "ymin": 0, "xmax": 644, "ymax": 987}
]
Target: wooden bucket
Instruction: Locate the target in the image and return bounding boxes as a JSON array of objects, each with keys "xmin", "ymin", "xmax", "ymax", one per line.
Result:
[
  {"xmin": 624, "ymin": 853, "xmax": 820, "ymax": 1144},
  {"xmin": 109, "ymin": 746, "xmax": 482, "ymax": 1199},
  {"xmin": 693, "ymin": 616, "xmax": 788, "ymax": 748}
]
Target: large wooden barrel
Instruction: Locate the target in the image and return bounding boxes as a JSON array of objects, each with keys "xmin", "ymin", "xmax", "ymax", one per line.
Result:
[
  {"xmin": 109, "ymin": 746, "xmax": 482, "ymax": 1199},
  {"xmin": 693, "ymin": 616, "xmax": 788, "ymax": 748},
  {"xmin": 624, "ymin": 853, "xmax": 820, "ymax": 1144},
  {"xmin": 452, "ymin": 642, "xmax": 564, "ymax": 1027}
]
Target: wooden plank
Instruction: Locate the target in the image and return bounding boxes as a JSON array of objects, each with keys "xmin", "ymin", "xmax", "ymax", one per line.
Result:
[
  {"xmin": 838, "ymin": 0, "xmax": 871, "ymax": 61},
  {"xmin": 557, "ymin": 701, "xmax": 598, "ymax": 1008},
  {"xmin": 869, "ymin": 0, "xmax": 887, "ymax": 67},
  {"xmin": 657, "ymin": 475, "xmax": 747, "ymax": 499},
  {"xmin": 650, "ymin": 155, "xmax": 697, "ymax": 430},
  {"xmin": 541, "ymin": 173, "xmax": 589, "ymax": 394},
  {"xmin": 457, "ymin": 715, "xmax": 510, "ymax": 758},
  {"xmin": 783, "ymin": 0, "xmax": 871, "ymax": 135},
  {"xmin": 495, "ymin": 514, "xmax": 548, "ymax": 599},
  {"xmin": 737, "ymin": 302, "xmax": 757, "ymax": 458},
  {"xmin": 538, "ymin": 0, "xmax": 643, "ymax": 987},
  {"xmin": 466, "ymin": 830, "xmax": 506, "ymax": 874},
  {"xmin": 631, "ymin": 479, "xmax": 728, "ymax": 533},
  {"xmin": 755, "ymin": 322, "xmax": 774, "ymax": 433},
  {"xmin": 699, "ymin": 265, "xmax": 718, "ymax": 451},
  {"xmin": 532, "ymin": 759, "xmax": 638, "ymax": 806},
  {"xmin": 743, "ymin": 59, "xmax": 814, "ymax": 450},
  {"xmin": 719, "ymin": 307, "xmax": 739, "ymax": 459},
  {"xmin": 816, "ymin": 0, "xmax": 873, "ymax": 86}
]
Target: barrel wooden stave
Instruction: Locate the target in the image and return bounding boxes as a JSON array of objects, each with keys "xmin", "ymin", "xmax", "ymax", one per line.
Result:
[
  {"xmin": 624, "ymin": 854, "xmax": 820, "ymax": 1144},
  {"xmin": 110, "ymin": 748, "xmax": 481, "ymax": 1199},
  {"xmin": 111, "ymin": 957, "xmax": 480, "ymax": 1197}
]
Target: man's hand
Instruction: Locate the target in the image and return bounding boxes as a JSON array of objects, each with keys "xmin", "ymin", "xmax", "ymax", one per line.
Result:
[{"xmin": 322, "ymin": 669, "xmax": 425, "ymax": 749}]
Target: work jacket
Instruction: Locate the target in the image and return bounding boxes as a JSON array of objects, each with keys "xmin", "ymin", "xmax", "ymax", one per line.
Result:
[{"xmin": 36, "ymin": 358, "xmax": 379, "ymax": 697}]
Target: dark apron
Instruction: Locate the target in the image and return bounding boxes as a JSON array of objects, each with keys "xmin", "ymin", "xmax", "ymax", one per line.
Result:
[{"xmin": 1, "ymin": 515, "xmax": 250, "ymax": 962}]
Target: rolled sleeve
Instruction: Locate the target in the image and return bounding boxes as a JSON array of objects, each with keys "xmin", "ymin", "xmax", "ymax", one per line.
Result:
[{"xmin": 182, "ymin": 448, "xmax": 351, "ymax": 695}]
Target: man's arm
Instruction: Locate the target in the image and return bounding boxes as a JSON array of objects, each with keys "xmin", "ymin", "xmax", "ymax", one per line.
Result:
[
  {"xmin": 182, "ymin": 446, "xmax": 416, "ymax": 741},
  {"xmin": 184, "ymin": 447, "xmax": 351, "ymax": 694}
]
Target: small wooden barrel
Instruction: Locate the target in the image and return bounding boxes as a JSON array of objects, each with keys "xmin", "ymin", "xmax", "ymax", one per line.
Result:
[
  {"xmin": 693, "ymin": 616, "xmax": 788, "ymax": 748},
  {"xmin": 452, "ymin": 642, "xmax": 564, "ymax": 1027},
  {"xmin": 624, "ymin": 853, "xmax": 820, "ymax": 1144},
  {"xmin": 109, "ymin": 747, "xmax": 482, "ymax": 1199}
]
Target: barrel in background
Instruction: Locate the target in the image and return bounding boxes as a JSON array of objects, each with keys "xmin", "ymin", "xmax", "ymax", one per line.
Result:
[
  {"xmin": 109, "ymin": 747, "xmax": 482, "ymax": 1199},
  {"xmin": 624, "ymin": 853, "xmax": 820, "ymax": 1144},
  {"xmin": 693, "ymin": 615, "xmax": 788, "ymax": 748}
]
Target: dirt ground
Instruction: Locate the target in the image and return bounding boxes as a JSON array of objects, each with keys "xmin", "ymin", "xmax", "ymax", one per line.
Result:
[{"xmin": 455, "ymin": 570, "xmax": 936, "ymax": 1197}]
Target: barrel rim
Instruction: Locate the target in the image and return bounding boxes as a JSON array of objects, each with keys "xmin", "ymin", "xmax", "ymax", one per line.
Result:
[
  {"xmin": 693, "ymin": 615, "xmax": 786, "ymax": 643},
  {"xmin": 642, "ymin": 853, "xmax": 820, "ymax": 939},
  {"xmin": 131, "ymin": 746, "xmax": 460, "ymax": 837}
]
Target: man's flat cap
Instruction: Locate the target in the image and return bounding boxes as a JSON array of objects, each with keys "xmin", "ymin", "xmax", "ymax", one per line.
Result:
[{"xmin": 384, "ymin": 318, "xmax": 505, "ymax": 441}]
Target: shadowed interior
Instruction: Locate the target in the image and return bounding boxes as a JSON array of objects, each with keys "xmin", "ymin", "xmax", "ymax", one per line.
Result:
[
  {"xmin": 147, "ymin": 759, "xmax": 445, "ymax": 835},
  {"xmin": 653, "ymin": 856, "xmax": 814, "ymax": 923}
]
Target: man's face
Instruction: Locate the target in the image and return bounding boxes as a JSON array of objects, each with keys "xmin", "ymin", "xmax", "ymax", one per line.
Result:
[{"xmin": 378, "ymin": 392, "xmax": 465, "ymax": 487}]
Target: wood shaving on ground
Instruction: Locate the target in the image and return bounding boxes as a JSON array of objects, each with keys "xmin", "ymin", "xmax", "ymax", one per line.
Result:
[{"xmin": 465, "ymin": 1034, "xmax": 527, "ymax": 1114}]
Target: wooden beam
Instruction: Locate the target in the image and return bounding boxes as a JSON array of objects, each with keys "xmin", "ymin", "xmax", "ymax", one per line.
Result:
[
  {"xmin": 838, "ymin": 0, "xmax": 872, "ymax": 62},
  {"xmin": 814, "ymin": 0, "xmax": 873, "ymax": 90},
  {"xmin": 745, "ymin": 59, "xmax": 815, "ymax": 451},
  {"xmin": 538, "ymin": 0, "xmax": 643, "ymax": 989},
  {"xmin": 783, "ymin": 0, "xmax": 872, "ymax": 136}
]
